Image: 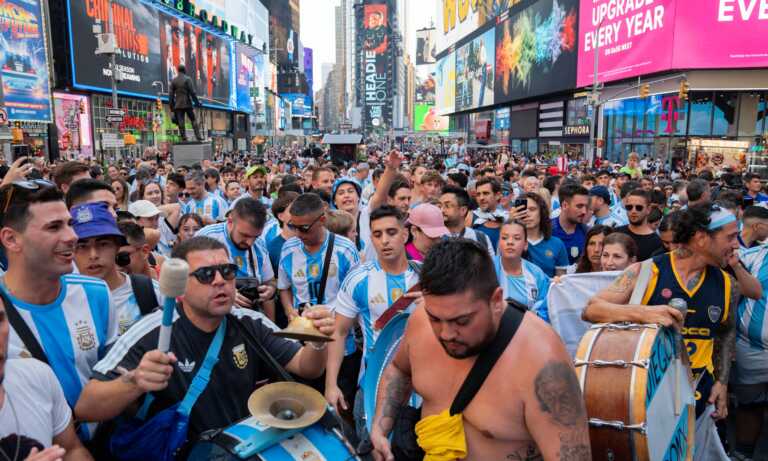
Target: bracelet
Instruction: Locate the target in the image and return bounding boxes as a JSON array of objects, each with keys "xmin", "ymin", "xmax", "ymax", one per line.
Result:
[{"xmin": 308, "ymin": 341, "xmax": 328, "ymax": 351}]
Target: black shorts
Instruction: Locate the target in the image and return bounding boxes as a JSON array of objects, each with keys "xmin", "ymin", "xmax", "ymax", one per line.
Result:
[{"xmin": 732, "ymin": 382, "xmax": 768, "ymax": 406}]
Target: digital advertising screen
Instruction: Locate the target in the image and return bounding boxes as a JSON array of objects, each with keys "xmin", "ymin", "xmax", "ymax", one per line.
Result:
[
  {"xmin": 415, "ymin": 65, "xmax": 436, "ymax": 104},
  {"xmin": 435, "ymin": 0, "xmax": 482, "ymax": 55},
  {"xmin": 0, "ymin": 0, "xmax": 52, "ymax": 122},
  {"xmin": 53, "ymin": 92, "xmax": 92, "ymax": 157},
  {"xmin": 235, "ymin": 43, "xmax": 265, "ymax": 113},
  {"xmin": 495, "ymin": 0, "xmax": 578, "ymax": 104},
  {"xmin": 67, "ymin": 0, "xmax": 162, "ymax": 97},
  {"xmin": 361, "ymin": 3, "xmax": 390, "ymax": 130},
  {"xmin": 435, "ymin": 51, "xmax": 455, "ymax": 116},
  {"xmin": 416, "ymin": 27, "xmax": 436, "ymax": 65},
  {"xmin": 414, "ymin": 103, "xmax": 449, "ymax": 132},
  {"xmin": 282, "ymin": 93, "xmax": 308, "ymax": 117},
  {"xmin": 160, "ymin": 13, "xmax": 232, "ymax": 108},
  {"xmin": 455, "ymin": 27, "xmax": 494, "ymax": 112}
]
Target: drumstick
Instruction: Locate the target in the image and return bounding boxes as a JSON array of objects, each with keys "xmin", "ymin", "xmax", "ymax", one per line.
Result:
[{"xmin": 157, "ymin": 258, "xmax": 190, "ymax": 353}]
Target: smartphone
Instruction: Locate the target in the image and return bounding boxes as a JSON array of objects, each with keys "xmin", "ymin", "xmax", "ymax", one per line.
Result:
[{"xmin": 514, "ymin": 198, "xmax": 527, "ymax": 210}]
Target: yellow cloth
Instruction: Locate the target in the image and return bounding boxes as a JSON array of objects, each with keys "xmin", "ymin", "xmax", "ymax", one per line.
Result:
[{"xmin": 415, "ymin": 409, "xmax": 468, "ymax": 461}]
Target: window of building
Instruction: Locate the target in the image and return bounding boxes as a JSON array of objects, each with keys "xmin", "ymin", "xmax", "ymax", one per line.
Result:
[
  {"xmin": 688, "ymin": 91, "xmax": 713, "ymax": 136},
  {"xmin": 712, "ymin": 92, "xmax": 737, "ymax": 137}
]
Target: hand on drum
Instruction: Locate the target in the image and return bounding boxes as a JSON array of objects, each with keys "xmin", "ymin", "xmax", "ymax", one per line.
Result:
[
  {"xmin": 303, "ymin": 306, "xmax": 335, "ymax": 337},
  {"xmin": 324, "ymin": 385, "xmax": 347, "ymax": 413},
  {"xmin": 641, "ymin": 305, "xmax": 684, "ymax": 331},
  {"xmin": 709, "ymin": 381, "xmax": 728, "ymax": 420},
  {"xmin": 370, "ymin": 429, "xmax": 395, "ymax": 461}
]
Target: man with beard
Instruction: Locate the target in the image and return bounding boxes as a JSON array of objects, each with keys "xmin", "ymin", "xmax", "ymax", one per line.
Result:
[
  {"xmin": 370, "ymin": 239, "xmax": 590, "ymax": 461},
  {"xmin": 232, "ymin": 165, "xmax": 272, "ymax": 209},
  {"xmin": 614, "ymin": 189, "xmax": 663, "ymax": 262},
  {"xmin": 0, "ymin": 182, "xmax": 117, "ymax": 441},
  {"xmin": 197, "ymin": 198, "xmax": 276, "ymax": 320},
  {"xmin": 551, "ymin": 183, "xmax": 589, "ymax": 265},
  {"xmin": 467, "ymin": 178, "xmax": 507, "ymax": 251},
  {"xmin": 76, "ymin": 237, "xmax": 334, "ymax": 449},
  {"xmin": 439, "ymin": 186, "xmax": 493, "ymax": 255},
  {"xmin": 585, "ymin": 204, "xmax": 739, "ymax": 420}
]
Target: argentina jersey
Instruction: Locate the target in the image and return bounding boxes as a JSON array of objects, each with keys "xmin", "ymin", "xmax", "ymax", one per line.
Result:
[
  {"xmin": 196, "ymin": 222, "xmax": 274, "ymax": 282},
  {"xmin": 2, "ymin": 274, "xmax": 118, "ymax": 438},
  {"xmin": 492, "ymin": 256, "xmax": 550, "ymax": 321},
  {"xmin": 262, "ymin": 217, "xmax": 281, "ymax": 245},
  {"xmin": 157, "ymin": 217, "xmax": 176, "ymax": 257},
  {"xmin": 231, "ymin": 192, "xmax": 273, "ymax": 211},
  {"xmin": 111, "ymin": 275, "xmax": 165, "ymax": 335},
  {"xmin": 278, "ymin": 232, "xmax": 360, "ymax": 308},
  {"xmin": 182, "ymin": 192, "xmax": 228, "ymax": 222},
  {"xmin": 333, "ymin": 260, "xmax": 419, "ymax": 367},
  {"xmin": 736, "ymin": 245, "xmax": 768, "ymax": 383}
]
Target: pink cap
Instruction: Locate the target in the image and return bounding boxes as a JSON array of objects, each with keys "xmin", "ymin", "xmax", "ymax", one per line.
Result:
[{"xmin": 407, "ymin": 203, "xmax": 450, "ymax": 239}]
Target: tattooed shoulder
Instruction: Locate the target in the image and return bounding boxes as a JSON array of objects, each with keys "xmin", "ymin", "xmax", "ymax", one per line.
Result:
[
  {"xmin": 533, "ymin": 361, "xmax": 586, "ymax": 426},
  {"xmin": 607, "ymin": 266, "xmax": 638, "ymax": 293},
  {"xmin": 506, "ymin": 444, "xmax": 542, "ymax": 460}
]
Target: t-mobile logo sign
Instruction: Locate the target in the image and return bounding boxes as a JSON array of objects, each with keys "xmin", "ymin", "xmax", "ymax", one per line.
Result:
[{"xmin": 661, "ymin": 95, "xmax": 682, "ymax": 134}]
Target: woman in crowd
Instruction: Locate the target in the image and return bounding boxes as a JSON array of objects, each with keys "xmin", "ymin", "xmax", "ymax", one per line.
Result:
[
  {"xmin": 111, "ymin": 177, "xmax": 130, "ymax": 211},
  {"xmin": 600, "ymin": 232, "xmax": 638, "ymax": 272},
  {"xmin": 176, "ymin": 213, "xmax": 204, "ymax": 244},
  {"xmin": 575, "ymin": 225, "xmax": 612, "ymax": 273},
  {"xmin": 493, "ymin": 219, "xmax": 550, "ymax": 321},
  {"xmin": 519, "ymin": 192, "xmax": 569, "ymax": 277}
]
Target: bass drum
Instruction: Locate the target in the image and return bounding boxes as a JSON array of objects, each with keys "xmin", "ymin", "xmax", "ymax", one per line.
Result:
[
  {"xmin": 575, "ymin": 323, "xmax": 695, "ymax": 461},
  {"xmin": 188, "ymin": 414, "xmax": 358, "ymax": 460},
  {"xmin": 362, "ymin": 312, "xmax": 421, "ymax": 434}
]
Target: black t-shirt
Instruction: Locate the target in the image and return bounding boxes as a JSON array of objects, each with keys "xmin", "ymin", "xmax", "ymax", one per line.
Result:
[
  {"xmin": 93, "ymin": 306, "xmax": 301, "ymax": 439},
  {"xmin": 615, "ymin": 225, "xmax": 664, "ymax": 262}
]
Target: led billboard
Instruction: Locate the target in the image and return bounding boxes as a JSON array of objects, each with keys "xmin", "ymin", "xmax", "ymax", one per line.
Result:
[{"xmin": 455, "ymin": 27, "xmax": 494, "ymax": 112}]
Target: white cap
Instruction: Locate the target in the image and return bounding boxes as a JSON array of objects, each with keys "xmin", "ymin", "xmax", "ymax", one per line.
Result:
[{"xmin": 128, "ymin": 200, "xmax": 161, "ymax": 218}]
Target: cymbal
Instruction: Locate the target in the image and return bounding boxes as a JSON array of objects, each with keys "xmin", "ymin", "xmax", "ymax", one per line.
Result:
[
  {"xmin": 273, "ymin": 316, "xmax": 334, "ymax": 342},
  {"xmin": 248, "ymin": 382, "xmax": 327, "ymax": 429}
]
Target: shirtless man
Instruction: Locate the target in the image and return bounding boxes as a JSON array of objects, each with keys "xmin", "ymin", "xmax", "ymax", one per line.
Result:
[{"xmin": 370, "ymin": 239, "xmax": 590, "ymax": 461}]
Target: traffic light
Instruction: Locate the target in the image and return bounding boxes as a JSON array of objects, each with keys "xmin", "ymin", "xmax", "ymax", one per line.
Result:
[
  {"xmin": 679, "ymin": 81, "xmax": 690, "ymax": 101},
  {"xmin": 156, "ymin": 98, "xmax": 162, "ymax": 112},
  {"xmin": 639, "ymin": 84, "xmax": 650, "ymax": 99},
  {"xmin": 11, "ymin": 127, "xmax": 23, "ymax": 143}
]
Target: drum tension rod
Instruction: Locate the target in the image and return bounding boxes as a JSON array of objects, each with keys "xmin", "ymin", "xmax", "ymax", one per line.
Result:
[
  {"xmin": 590, "ymin": 323, "xmax": 659, "ymax": 331},
  {"xmin": 588, "ymin": 418, "xmax": 647, "ymax": 434},
  {"xmin": 573, "ymin": 359, "xmax": 650, "ymax": 368}
]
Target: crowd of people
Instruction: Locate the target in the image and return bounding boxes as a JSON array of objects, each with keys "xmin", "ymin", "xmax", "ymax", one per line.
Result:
[{"xmin": 0, "ymin": 141, "xmax": 767, "ymax": 460}]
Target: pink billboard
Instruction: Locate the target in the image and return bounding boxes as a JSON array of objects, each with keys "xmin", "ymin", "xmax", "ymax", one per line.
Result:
[
  {"xmin": 577, "ymin": 0, "xmax": 676, "ymax": 87},
  {"xmin": 672, "ymin": 0, "xmax": 768, "ymax": 69}
]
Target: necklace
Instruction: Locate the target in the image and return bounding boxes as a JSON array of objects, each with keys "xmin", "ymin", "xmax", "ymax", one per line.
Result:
[{"xmin": 0, "ymin": 391, "xmax": 20, "ymax": 461}]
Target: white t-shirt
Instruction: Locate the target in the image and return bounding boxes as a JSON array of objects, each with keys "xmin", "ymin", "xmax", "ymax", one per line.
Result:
[{"xmin": 0, "ymin": 359, "xmax": 71, "ymax": 447}]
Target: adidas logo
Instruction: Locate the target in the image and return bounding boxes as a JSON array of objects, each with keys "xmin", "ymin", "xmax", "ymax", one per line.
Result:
[
  {"xmin": 369, "ymin": 293, "xmax": 386, "ymax": 305},
  {"xmin": 178, "ymin": 358, "xmax": 196, "ymax": 373},
  {"xmin": 294, "ymin": 269, "xmax": 305, "ymax": 278}
]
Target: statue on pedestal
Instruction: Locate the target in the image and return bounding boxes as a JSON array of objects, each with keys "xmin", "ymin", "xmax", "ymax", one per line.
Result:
[{"xmin": 169, "ymin": 64, "xmax": 204, "ymax": 142}]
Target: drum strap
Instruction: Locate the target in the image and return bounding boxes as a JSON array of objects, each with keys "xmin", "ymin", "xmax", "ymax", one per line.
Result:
[
  {"xmin": 374, "ymin": 282, "xmax": 421, "ymax": 331},
  {"xmin": 629, "ymin": 259, "xmax": 654, "ymax": 305},
  {"xmin": 317, "ymin": 233, "xmax": 335, "ymax": 305},
  {"xmin": 449, "ymin": 300, "xmax": 525, "ymax": 416}
]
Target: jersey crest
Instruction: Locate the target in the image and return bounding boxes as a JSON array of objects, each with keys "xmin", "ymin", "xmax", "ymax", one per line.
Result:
[
  {"xmin": 74, "ymin": 320, "xmax": 96, "ymax": 351},
  {"xmin": 232, "ymin": 343, "xmax": 248, "ymax": 369}
]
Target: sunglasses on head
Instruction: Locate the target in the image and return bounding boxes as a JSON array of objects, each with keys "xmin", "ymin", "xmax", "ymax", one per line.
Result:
[
  {"xmin": 625, "ymin": 204, "xmax": 645, "ymax": 212},
  {"xmin": 2, "ymin": 179, "xmax": 56, "ymax": 214},
  {"xmin": 286, "ymin": 214, "xmax": 322, "ymax": 233},
  {"xmin": 189, "ymin": 263, "xmax": 238, "ymax": 284}
]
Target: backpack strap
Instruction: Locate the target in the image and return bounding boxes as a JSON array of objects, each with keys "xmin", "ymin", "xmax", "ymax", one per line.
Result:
[
  {"xmin": 129, "ymin": 274, "xmax": 160, "ymax": 316},
  {"xmin": 316, "ymin": 233, "xmax": 335, "ymax": 305},
  {"xmin": 449, "ymin": 300, "xmax": 526, "ymax": 415},
  {"xmin": 3, "ymin": 289, "xmax": 49, "ymax": 366}
]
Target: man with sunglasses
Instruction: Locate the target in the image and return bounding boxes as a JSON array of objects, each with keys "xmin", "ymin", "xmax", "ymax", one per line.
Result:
[
  {"xmin": 197, "ymin": 198, "xmax": 276, "ymax": 319},
  {"xmin": 71, "ymin": 202, "xmax": 164, "ymax": 336},
  {"xmin": 0, "ymin": 182, "xmax": 118, "ymax": 442},
  {"xmin": 614, "ymin": 189, "xmax": 663, "ymax": 262},
  {"xmin": 78, "ymin": 236, "xmax": 334, "ymax": 446}
]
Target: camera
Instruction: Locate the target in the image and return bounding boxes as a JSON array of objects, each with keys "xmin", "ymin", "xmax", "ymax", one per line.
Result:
[{"xmin": 236, "ymin": 277, "xmax": 262, "ymax": 309}]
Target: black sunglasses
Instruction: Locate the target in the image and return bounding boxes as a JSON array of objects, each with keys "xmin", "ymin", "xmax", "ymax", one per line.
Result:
[
  {"xmin": 180, "ymin": 192, "xmax": 191, "ymax": 198},
  {"xmin": 286, "ymin": 214, "xmax": 323, "ymax": 233},
  {"xmin": 2, "ymin": 179, "xmax": 56, "ymax": 214},
  {"xmin": 189, "ymin": 263, "xmax": 238, "ymax": 284},
  {"xmin": 625, "ymin": 204, "xmax": 645, "ymax": 212}
]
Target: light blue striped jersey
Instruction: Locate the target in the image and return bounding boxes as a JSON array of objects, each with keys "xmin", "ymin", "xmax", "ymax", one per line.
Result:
[
  {"xmin": 231, "ymin": 192, "xmax": 273, "ymax": 211},
  {"xmin": 738, "ymin": 244, "xmax": 768, "ymax": 350},
  {"xmin": 333, "ymin": 260, "xmax": 419, "ymax": 378},
  {"xmin": 196, "ymin": 222, "xmax": 274, "ymax": 282},
  {"xmin": 111, "ymin": 273, "xmax": 165, "ymax": 335},
  {"xmin": 592, "ymin": 209, "xmax": 628, "ymax": 228},
  {"xmin": 181, "ymin": 192, "xmax": 228, "ymax": 222},
  {"xmin": 2, "ymin": 274, "xmax": 118, "ymax": 409},
  {"xmin": 157, "ymin": 217, "xmax": 176, "ymax": 257},
  {"xmin": 262, "ymin": 217, "xmax": 281, "ymax": 245},
  {"xmin": 278, "ymin": 231, "xmax": 360, "ymax": 307},
  {"xmin": 492, "ymin": 256, "xmax": 550, "ymax": 321}
]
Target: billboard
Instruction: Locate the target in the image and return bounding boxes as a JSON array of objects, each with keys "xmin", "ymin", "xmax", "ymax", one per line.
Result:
[
  {"xmin": 361, "ymin": 3, "xmax": 390, "ymax": 130},
  {"xmin": 414, "ymin": 103, "xmax": 449, "ymax": 132},
  {"xmin": 576, "ymin": 0, "xmax": 675, "ymax": 87},
  {"xmin": 415, "ymin": 66, "xmax": 436, "ymax": 104},
  {"xmin": 672, "ymin": 0, "xmax": 768, "ymax": 69},
  {"xmin": 436, "ymin": 0, "xmax": 482, "ymax": 55},
  {"xmin": 235, "ymin": 43, "xmax": 265, "ymax": 113},
  {"xmin": 67, "ymin": 0, "xmax": 162, "ymax": 97},
  {"xmin": 304, "ymin": 47, "xmax": 313, "ymax": 111},
  {"xmin": 159, "ymin": 13, "xmax": 231, "ymax": 108},
  {"xmin": 53, "ymin": 92, "xmax": 92, "ymax": 157},
  {"xmin": 282, "ymin": 93, "xmax": 309, "ymax": 117},
  {"xmin": 416, "ymin": 27, "xmax": 437, "ymax": 65},
  {"xmin": 495, "ymin": 0, "xmax": 577, "ymax": 104},
  {"xmin": 0, "ymin": 0, "xmax": 52, "ymax": 122},
  {"xmin": 435, "ymin": 52, "xmax": 455, "ymax": 115},
  {"xmin": 455, "ymin": 27, "xmax": 494, "ymax": 112}
]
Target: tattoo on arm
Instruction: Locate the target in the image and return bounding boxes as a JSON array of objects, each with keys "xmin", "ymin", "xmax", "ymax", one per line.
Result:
[
  {"xmin": 534, "ymin": 362, "xmax": 587, "ymax": 426},
  {"xmin": 557, "ymin": 433, "xmax": 590, "ymax": 461},
  {"xmin": 607, "ymin": 267, "xmax": 638, "ymax": 294},
  {"xmin": 713, "ymin": 277, "xmax": 739, "ymax": 383},
  {"xmin": 506, "ymin": 445, "xmax": 543, "ymax": 460},
  {"xmin": 377, "ymin": 368, "xmax": 413, "ymax": 432}
]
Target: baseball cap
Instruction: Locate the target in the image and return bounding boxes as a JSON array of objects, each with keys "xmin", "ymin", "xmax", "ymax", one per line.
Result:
[
  {"xmin": 589, "ymin": 186, "xmax": 611, "ymax": 203},
  {"xmin": 245, "ymin": 165, "xmax": 268, "ymax": 179},
  {"xmin": 71, "ymin": 202, "xmax": 127, "ymax": 244},
  {"xmin": 128, "ymin": 200, "xmax": 161, "ymax": 218},
  {"xmin": 406, "ymin": 203, "xmax": 450, "ymax": 239}
]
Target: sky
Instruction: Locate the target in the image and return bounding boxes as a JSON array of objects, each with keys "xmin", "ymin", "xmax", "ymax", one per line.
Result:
[{"xmin": 300, "ymin": 0, "xmax": 436, "ymax": 94}]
